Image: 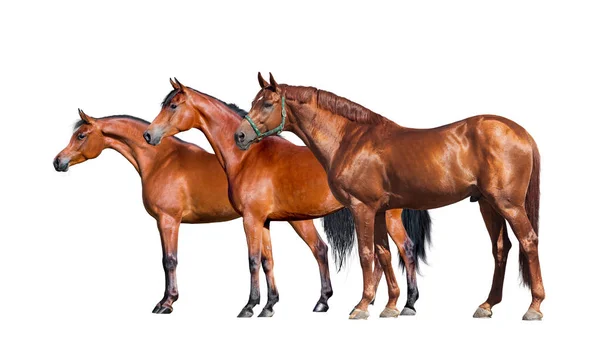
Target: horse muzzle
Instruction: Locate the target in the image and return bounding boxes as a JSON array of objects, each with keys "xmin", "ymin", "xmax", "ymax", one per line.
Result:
[
  {"xmin": 53, "ymin": 156, "xmax": 70, "ymax": 172},
  {"xmin": 143, "ymin": 129, "xmax": 163, "ymax": 146},
  {"xmin": 234, "ymin": 131, "xmax": 253, "ymax": 150}
]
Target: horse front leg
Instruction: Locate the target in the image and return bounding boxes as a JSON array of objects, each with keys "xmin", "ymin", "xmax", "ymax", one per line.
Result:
[
  {"xmin": 348, "ymin": 204, "xmax": 376, "ymax": 320},
  {"xmin": 237, "ymin": 213, "xmax": 265, "ymax": 318},
  {"xmin": 153, "ymin": 214, "xmax": 180, "ymax": 314},
  {"xmin": 258, "ymin": 222, "xmax": 279, "ymax": 317}
]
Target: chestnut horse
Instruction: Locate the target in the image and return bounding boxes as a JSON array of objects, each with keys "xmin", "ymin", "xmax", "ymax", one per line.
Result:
[
  {"xmin": 235, "ymin": 73, "xmax": 544, "ymax": 320},
  {"xmin": 53, "ymin": 111, "xmax": 366, "ymax": 315},
  {"xmin": 144, "ymin": 79, "xmax": 432, "ymax": 318}
]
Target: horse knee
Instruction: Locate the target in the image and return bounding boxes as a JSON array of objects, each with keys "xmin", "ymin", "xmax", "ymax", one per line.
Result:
[
  {"xmin": 358, "ymin": 246, "xmax": 374, "ymax": 266},
  {"xmin": 249, "ymin": 256, "xmax": 260, "ymax": 273},
  {"xmin": 261, "ymin": 256, "xmax": 273, "ymax": 272},
  {"xmin": 163, "ymin": 254, "xmax": 177, "ymax": 271}
]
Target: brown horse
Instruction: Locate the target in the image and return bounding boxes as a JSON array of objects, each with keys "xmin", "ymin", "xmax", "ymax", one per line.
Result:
[
  {"xmin": 144, "ymin": 79, "xmax": 432, "ymax": 318},
  {"xmin": 235, "ymin": 73, "xmax": 544, "ymax": 320},
  {"xmin": 53, "ymin": 111, "xmax": 364, "ymax": 315}
]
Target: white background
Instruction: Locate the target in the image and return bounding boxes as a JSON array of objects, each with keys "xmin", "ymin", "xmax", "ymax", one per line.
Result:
[{"xmin": 2, "ymin": 1, "xmax": 598, "ymax": 351}]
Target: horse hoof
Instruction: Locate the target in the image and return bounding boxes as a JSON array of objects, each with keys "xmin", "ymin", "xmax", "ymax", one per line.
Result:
[
  {"xmin": 400, "ymin": 307, "xmax": 417, "ymax": 316},
  {"xmin": 152, "ymin": 305, "xmax": 172, "ymax": 314},
  {"xmin": 313, "ymin": 302, "xmax": 329, "ymax": 312},
  {"xmin": 237, "ymin": 308, "xmax": 254, "ymax": 318},
  {"xmin": 380, "ymin": 307, "xmax": 400, "ymax": 318},
  {"xmin": 473, "ymin": 307, "xmax": 492, "ymax": 318},
  {"xmin": 258, "ymin": 308, "xmax": 275, "ymax": 318},
  {"xmin": 522, "ymin": 309, "xmax": 543, "ymax": 321},
  {"xmin": 349, "ymin": 308, "xmax": 370, "ymax": 320}
]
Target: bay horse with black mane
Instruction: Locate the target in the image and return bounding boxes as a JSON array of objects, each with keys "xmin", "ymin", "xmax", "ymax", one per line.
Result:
[
  {"xmin": 143, "ymin": 79, "xmax": 432, "ymax": 318},
  {"xmin": 235, "ymin": 73, "xmax": 544, "ymax": 320},
  {"xmin": 53, "ymin": 110, "xmax": 374, "ymax": 315}
]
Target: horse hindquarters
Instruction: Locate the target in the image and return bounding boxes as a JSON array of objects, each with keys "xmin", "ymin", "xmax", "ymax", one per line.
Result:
[{"xmin": 479, "ymin": 137, "xmax": 544, "ymax": 320}]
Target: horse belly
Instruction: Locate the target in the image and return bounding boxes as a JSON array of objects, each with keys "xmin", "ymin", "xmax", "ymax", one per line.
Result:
[
  {"xmin": 386, "ymin": 166, "xmax": 475, "ymax": 210},
  {"xmin": 387, "ymin": 187, "xmax": 472, "ymax": 210}
]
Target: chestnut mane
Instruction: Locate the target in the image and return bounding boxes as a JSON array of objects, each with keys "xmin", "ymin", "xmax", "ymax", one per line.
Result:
[{"xmin": 281, "ymin": 85, "xmax": 384, "ymax": 125}]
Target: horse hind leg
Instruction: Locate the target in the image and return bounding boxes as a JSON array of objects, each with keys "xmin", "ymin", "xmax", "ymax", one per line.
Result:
[
  {"xmin": 473, "ymin": 199, "xmax": 511, "ymax": 318},
  {"xmin": 289, "ymin": 220, "xmax": 333, "ymax": 312},
  {"xmin": 488, "ymin": 196, "xmax": 545, "ymax": 320}
]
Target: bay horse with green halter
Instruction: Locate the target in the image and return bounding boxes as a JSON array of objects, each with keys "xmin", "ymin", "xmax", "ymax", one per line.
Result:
[
  {"xmin": 53, "ymin": 110, "xmax": 380, "ymax": 315},
  {"xmin": 234, "ymin": 73, "xmax": 544, "ymax": 320},
  {"xmin": 143, "ymin": 79, "xmax": 432, "ymax": 318}
]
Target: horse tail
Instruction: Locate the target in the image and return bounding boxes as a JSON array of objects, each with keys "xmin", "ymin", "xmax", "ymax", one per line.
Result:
[
  {"xmin": 322, "ymin": 208, "xmax": 355, "ymax": 271},
  {"xmin": 399, "ymin": 209, "xmax": 432, "ymax": 273},
  {"xmin": 520, "ymin": 142, "xmax": 541, "ymax": 288}
]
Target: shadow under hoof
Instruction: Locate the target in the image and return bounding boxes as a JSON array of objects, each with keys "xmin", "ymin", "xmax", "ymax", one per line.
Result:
[
  {"xmin": 349, "ymin": 308, "xmax": 370, "ymax": 320},
  {"xmin": 152, "ymin": 305, "xmax": 173, "ymax": 314},
  {"xmin": 380, "ymin": 307, "xmax": 400, "ymax": 318},
  {"xmin": 473, "ymin": 307, "xmax": 492, "ymax": 318},
  {"xmin": 237, "ymin": 308, "xmax": 254, "ymax": 318},
  {"xmin": 522, "ymin": 309, "xmax": 543, "ymax": 321},
  {"xmin": 400, "ymin": 307, "xmax": 417, "ymax": 316},
  {"xmin": 313, "ymin": 302, "xmax": 329, "ymax": 312},
  {"xmin": 258, "ymin": 308, "xmax": 275, "ymax": 318}
]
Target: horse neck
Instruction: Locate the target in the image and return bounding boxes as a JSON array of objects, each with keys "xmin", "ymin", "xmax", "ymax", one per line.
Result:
[
  {"xmin": 286, "ymin": 94, "xmax": 354, "ymax": 171},
  {"xmin": 190, "ymin": 93, "xmax": 244, "ymax": 172},
  {"xmin": 97, "ymin": 118, "xmax": 167, "ymax": 177}
]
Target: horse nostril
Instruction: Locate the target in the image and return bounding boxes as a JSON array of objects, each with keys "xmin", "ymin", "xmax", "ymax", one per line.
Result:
[
  {"xmin": 236, "ymin": 131, "xmax": 245, "ymax": 142},
  {"xmin": 53, "ymin": 157, "xmax": 60, "ymax": 171},
  {"xmin": 143, "ymin": 131, "xmax": 152, "ymax": 143}
]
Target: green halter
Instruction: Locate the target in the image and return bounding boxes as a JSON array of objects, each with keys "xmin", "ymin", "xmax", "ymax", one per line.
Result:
[{"xmin": 244, "ymin": 96, "xmax": 286, "ymax": 141}]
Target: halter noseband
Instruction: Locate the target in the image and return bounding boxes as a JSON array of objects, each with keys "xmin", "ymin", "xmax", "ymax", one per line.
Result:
[{"xmin": 243, "ymin": 96, "xmax": 286, "ymax": 141}]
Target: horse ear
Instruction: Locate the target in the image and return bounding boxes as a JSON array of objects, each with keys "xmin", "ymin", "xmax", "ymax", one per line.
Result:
[
  {"xmin": 78, "ymin": 109, "xmax": 94, "ymax": 124},
  {"xmin": 269, "ymin": 72, "xmax": 279, "ymax": 91},
  {"xmin": 170, "ymin": 78, "xmax": 179, "ymax": 90},
  {"xmin": 258, "ymin": 72, "xmax": 268, "ymax": 88},
  {"xmin": 174, "ymin": 77, "xmax": 186, "ymax": 91}
]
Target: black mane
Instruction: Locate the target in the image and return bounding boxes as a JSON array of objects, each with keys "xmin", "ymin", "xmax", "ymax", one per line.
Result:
[
  {"xmin": 73, "ymin": 89, "xmax": 247, "ymax": 133},
  {"xmin": 161, "ymin": 88, "xmax": 248, "ymax": 117}
]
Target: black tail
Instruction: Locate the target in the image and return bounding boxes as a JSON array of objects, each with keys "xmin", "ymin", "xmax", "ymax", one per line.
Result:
[
  {"xmin": 322, "ymin": 208, "xmax": 355, "ymax": 271},
  {"xmin": 520, "ymin": 143, "xmax": 541, "ymax": 288},
  {"xmin": 399, "ymin": 209, "xmax": 432, "ymax": 273}
]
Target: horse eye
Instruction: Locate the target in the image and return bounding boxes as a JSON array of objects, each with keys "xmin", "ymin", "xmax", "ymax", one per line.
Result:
[
  {"xmin": 264, "ymin": 102, "xmax": 273, "ymax": 108},
  {"xmin": 77, "ymin": 133, "xmax": 86, "ymax": 140},
  {"xmin": 170, "ymin": 103, "xmax": 177, "ymax": 109}
]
